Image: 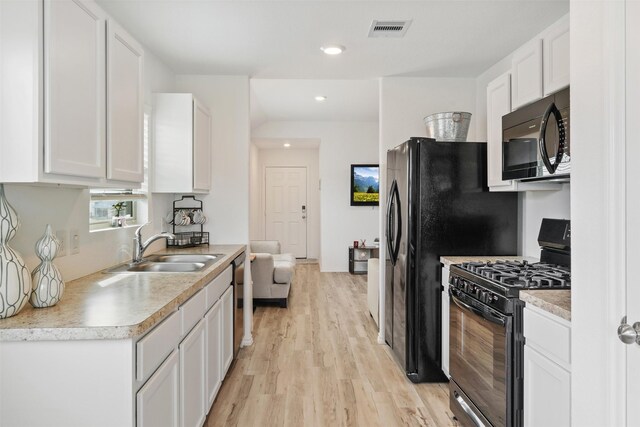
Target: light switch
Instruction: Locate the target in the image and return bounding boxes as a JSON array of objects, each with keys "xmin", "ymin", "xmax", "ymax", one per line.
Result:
[{"xmin": 70, "ymin": 229, "xmax": 80, "ymax": 254}]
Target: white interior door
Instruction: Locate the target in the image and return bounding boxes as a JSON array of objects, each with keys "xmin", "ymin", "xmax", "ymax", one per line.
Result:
[
  {"xmin": 626, "ymin": 1, "xmax": 640, "ymax": 422},
  {"xmin": 265, "ymin": 167, "xmax": 307, "ymax": 258}
]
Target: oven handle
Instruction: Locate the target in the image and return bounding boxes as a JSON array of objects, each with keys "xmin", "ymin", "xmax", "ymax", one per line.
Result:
[
  {"xmin": 453, "ymin": 390, "xmax": 487, "ymax": 427},
  {"xmin": 450, "ymin": 293, "xmax": 506, "ymax": 326}
]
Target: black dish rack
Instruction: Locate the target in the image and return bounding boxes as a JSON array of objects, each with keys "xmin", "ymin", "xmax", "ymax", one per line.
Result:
[{"xmin": 166, "ymin": 195, "xmax": 209, "ymax": 248}]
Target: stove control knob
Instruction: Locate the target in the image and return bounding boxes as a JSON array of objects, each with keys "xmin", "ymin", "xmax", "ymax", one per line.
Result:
[{"xmin": 479, "ymin": 290, "xmax": 488, "ymax": 303}]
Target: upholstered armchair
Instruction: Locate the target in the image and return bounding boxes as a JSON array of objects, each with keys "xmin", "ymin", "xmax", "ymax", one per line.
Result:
[{"xmin": 249, "ymin": 240, "xmax": 295, "ymax": 307}]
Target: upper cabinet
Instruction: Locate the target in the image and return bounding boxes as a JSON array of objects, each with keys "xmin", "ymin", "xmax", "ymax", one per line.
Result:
[
  {"xmin": 543, "ymin": 14, "xmax": 570, "ymax": 96},
  {"xmin": 486, "ymin": 72, "xmax": 514, "ymax": 189},
  {"xmin": 511, "ymin": 15, "xmax": 570, "ymax": 110},
  {"xmin": 0, "ymin": 0, "xmax": 144, "ymax": 187},
  {"xmin": 511, "ymin": 39, "xmax": 544, "ymax": 110},
  {"xmin": 107, "ymin": 20, "xmax": 145, "ymax": 183},
  {"xmin": 153, "ymin": 93, "xmax": 212, "ymax": 194}
]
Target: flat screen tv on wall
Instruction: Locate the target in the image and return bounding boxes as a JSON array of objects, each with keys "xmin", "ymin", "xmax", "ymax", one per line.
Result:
[{"xmin": 350, "ymin": 164, "xmax": 380, "ymax": 206}]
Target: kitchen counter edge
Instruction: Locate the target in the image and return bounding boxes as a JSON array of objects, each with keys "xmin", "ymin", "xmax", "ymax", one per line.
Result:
[{"xmin": 0, "ymin": 244, "xmax": 246, "ymax": 342}]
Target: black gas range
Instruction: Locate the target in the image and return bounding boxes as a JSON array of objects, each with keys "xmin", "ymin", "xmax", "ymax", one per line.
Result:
[{"xmin": 448, "ymin": 219, "xmax": 571, "ymax": 427}]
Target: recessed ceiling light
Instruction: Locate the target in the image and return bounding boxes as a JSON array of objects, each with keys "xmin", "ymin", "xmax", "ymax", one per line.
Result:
[
  {"xmin": 283, "ymin": 143, "xmax": 291, "ymax": 148},
  {"xmin": 320, "ymin": 45, "xmax": 345, "ymax": 55},
  {"xmin": 315, "ymin": 95, "xmax": 327, "ymax": 102}
]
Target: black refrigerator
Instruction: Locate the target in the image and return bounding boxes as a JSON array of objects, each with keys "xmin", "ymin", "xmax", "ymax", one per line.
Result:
[{"xmin": 385, "ymin": 137, "xmax": 518, "ymax": 383}]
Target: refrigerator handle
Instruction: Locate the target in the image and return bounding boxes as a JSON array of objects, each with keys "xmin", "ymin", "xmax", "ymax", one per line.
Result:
[
  {"xmin": 386, "ymin": 179, "xmax": 397, "ymax": 263},
  {"xmin": 391, "ymin": 182, "xmax": 402, "ymax": 264}
]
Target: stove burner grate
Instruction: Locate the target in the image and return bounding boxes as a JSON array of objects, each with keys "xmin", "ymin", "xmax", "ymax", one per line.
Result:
[{"xmin": 459, "ymin": 260, "xmax": 571, "ymax": 289}]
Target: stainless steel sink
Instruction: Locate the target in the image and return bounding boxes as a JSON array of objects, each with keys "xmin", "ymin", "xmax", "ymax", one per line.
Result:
[
  {"xmin": 147, "ymin": 254, "xmax": 221, "ymax": 263},
  {"xmin": 105, "ymin": 254, "xmax": 223, "ymax": 274}
]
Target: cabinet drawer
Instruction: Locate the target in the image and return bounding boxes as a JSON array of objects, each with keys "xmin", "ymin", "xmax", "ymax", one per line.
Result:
[
  {"xmin": 205, "ymin": 265, "xmax": 232, "ymax": 310},
  {"xmin": 524, "ymin": 306, "xmax": 571, "ymax": 369},
  {"xmin": 180, "ymin": 288, "xmax": 206, "ymax": 335},
  {"xmin": 137, "ymin": 310, "xmax": 181, "ymax": 382}
]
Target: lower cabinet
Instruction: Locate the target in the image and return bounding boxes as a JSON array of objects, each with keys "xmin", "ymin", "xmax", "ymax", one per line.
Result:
[
  {"xmin": 180, "ymin": 319, "xmax": 206, "ymax": 427},
  {"xmin": 137, "ymin": 350, "xmax": 180, "ymax": 427},
  {"xmin": 523, "ymin": 305, "xmax": 571, "ymax": 427},
  {"xmin": 205, "ymin": 299, "xmax": 223, "ymax": 408},
  {"xmin": 523, "ymin": 345, "xmax": 571, "ymax": 427},
  {"xmin": 441, "ymin": 265, "xmax": 450, "ymax": 378}
]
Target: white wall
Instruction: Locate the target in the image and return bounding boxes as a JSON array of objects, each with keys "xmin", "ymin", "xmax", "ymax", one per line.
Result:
[
  {"xmin": 249, "ymin": 143, "xmax": 261, "ymax": 241},
  {"xmin": 174, "ymin": 75, "xmax": 250, "ymax": 244},
  {"xmin": 4, "ymin": 51, "xmax": 176, "ymax": 281},
  {"xmin": 474, "ymin": 15, "xmax": 571, "ymax": 258},
  {"xmin": 252, "ymin": 121, "xmax": 379, "ymax": 272},
  {"xmin": 252, "ymin": 146, "xmax": 321, "ymax": 259}
]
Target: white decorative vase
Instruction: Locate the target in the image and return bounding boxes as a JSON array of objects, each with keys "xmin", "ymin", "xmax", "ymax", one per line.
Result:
[
  {"xmin": 30, "ymin": 224, "xmax": 65, "ymax": 308},
  {"xmin": 0, "ymin": 184, "xmax": 31, "ymax": 319}
]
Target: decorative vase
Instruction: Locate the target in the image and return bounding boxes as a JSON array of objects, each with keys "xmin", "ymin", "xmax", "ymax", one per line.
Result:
[
  {"xmin": 0, "ymin": 184, "xmax": 31, "ymax": 319},
  {"xmin": 30, "ymin": 224, "xmax": 65, "ymax": 308}
]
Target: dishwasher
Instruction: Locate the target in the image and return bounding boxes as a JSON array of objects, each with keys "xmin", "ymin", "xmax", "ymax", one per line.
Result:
[{"xmin": 232, "ymin": 252, "xmax": 246, "ymax": 357}]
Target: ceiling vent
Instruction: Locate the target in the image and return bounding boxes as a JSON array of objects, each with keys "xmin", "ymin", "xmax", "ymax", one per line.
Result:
[{"xmin": 368, "ymin": 20, "xmax": 412, "ymax": 38}]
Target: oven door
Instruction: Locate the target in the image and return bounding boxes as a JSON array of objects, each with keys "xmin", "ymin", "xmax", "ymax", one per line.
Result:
[{"xmin": 449, "ymin": 289, "xmax": 511, "ymax": 427}]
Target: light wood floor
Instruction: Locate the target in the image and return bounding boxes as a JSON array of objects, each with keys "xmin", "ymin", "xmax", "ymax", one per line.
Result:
[{"xmin": 206, "ymin": 263, "xmax": 458, "ymax": 426}]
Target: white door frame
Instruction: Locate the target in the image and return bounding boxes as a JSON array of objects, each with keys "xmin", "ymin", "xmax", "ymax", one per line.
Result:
[{"xmin": 571, "ymin": 2, "xmax": 628, "ymax": 426}]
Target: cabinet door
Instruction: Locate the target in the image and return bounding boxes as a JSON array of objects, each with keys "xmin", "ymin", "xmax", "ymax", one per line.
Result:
[
  {"xmin": 205, "ymin": 299, "xmax": 223, "ymax": 410},
  {"xmin": 486, "ymin": 72, "xmax": 517, "ymax": 190},
  {"xmin": 441, "ymin": 266, "xmax": 450, "ymax": 378},
  {"xmin": 543, "ymin": 15, "xmax": 570, "ymax": 96},
  {"xmin": 137, "ymin": 350, "xmax": 180, "ymax": 427},
  {"xmin": 221, "ymin": 286, "xmax": 234, "ymax": 375},
  {"xmin": 180, "ymin": 319, "xmax": 206, "ymax": 427},
  {"xmin": 524, "ymin": 345, "xmax": 571, "ymax": 427},
  {"xmin": 106, "ymin": 20, "xmax": 144, "ymax": 183},
  {"xmin": 44, "ymin": 0, "xmax": 106, "ymax": 179},
  {"xmin": 512, "ymin": 39, "xmax": 543, "ymax": 110},
  {"xmin": 192, "ymin": 99, "xmax": 211, "ymax": 193}
]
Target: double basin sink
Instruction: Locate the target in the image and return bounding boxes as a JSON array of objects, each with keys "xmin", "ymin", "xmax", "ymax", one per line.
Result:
[{"xmin": 106, "ymin": 254, "xmax": 222, "ymax": 273}]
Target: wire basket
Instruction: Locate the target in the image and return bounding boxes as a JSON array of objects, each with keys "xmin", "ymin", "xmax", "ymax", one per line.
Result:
[{"xmin": 166, "ymin": 231, "xmax": 209, "ymax": 248}]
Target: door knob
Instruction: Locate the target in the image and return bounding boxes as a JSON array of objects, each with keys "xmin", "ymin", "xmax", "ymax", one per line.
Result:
[{"xmin": 617, "ymin": 316, "xmax": 640, "ymax": 345}]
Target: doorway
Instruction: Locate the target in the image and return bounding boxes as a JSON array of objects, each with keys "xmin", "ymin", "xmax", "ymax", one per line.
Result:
[{"xmin": 264, "ymin": 166, "xmax": 307, "ymax": 258}]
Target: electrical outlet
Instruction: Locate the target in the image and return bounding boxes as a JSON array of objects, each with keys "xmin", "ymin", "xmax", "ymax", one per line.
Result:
[
  {"xmin": 56, "ymin": 230, "xmax": 67, "ymax": 257},
  {"xmin": 70, "ymin": 229, "xmax": 80, "ymax": 255}
]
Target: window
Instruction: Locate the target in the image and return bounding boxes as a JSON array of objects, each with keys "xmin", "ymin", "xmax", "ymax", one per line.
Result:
[{"xmin": 89, "ymin": 108, "xmax": 151, "ymax": 230}]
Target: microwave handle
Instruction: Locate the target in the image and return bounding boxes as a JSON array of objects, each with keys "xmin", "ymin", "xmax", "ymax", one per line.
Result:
[{"xmin": 539, "ymin": 102, "xmax": 566, "ymax": 174}]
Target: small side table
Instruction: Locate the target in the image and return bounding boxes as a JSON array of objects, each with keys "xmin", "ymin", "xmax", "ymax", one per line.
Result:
[{"xmin": 349, "ymin": 246, "xmax": 379, "ymax": 274}]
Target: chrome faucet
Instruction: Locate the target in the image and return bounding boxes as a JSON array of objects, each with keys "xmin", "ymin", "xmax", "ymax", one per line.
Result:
[{"xmin": 133, "ymin": 222, "xmax": 176, "ymax": 263}]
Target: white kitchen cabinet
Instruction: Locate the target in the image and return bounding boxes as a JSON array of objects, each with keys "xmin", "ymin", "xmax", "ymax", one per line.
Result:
[
  {"xmin": 511, "ymin": 39, "xmax": 543, "ymax": 110},
  {"xmin": 44, "ymin": 0, "xmax": 106, "ymax": 179},
  {"xmin": 543, "ymin": 15, "xmax": 570, "ymax": 96},
  {"xmin": 153, "ymin": 93, "xmax": 212, "ymax": 194},
  {"xmin": 221, "ymin": 285, "xmax": 234, "ymax": 375},
  {"xmin": 107, "ymin": 20, "xmax": 145, "ymax": 183},
  {"xmin": 193, "ymin": 99, "xmax": 212, "ymax": 192},
  {"xmin": 523, "ymin": 305, "xmax": 571, "ymax": 427},
  {"xmin": 205, "ymin": 299, "xmax": 223, "ymax": 408},
  {"xmin": 137, "ymin": 350, "xmax": 180, "ymax": 427},
  {"xmin": 0, "ymin": 0, "xmax": 144, "ymax": 187},
  {"xmin": 486, "ymin": 73, "xmax": 562, "ymax": 192},
  {"xmin": 487, "ymin": 72, "xmax": 515, "ymax": 190},
  {"xmin": 441, "ymin": 265, "xmax": 450, "ymax": 378},
  {"xmin": 180, "ymin": 319, "xmax": 207, "ymax": 427}
]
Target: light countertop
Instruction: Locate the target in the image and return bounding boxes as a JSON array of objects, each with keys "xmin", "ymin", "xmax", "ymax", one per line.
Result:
[
  {"xmin": 520, "ymin": 290, "xmax": 571, "ymax": 321},
  {"xmin": 0, "ymin": 244, "xmax": 246, "ymax": 342}
]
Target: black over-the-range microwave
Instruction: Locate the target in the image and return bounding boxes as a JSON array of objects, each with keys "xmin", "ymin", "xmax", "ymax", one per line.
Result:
[{"xmin": 502, "ymin": 87, "xmax": 570, "ymax": 182}]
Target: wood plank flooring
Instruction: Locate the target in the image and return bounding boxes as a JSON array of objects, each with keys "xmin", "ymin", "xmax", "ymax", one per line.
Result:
[{"xmin": 206, "ymin": 263, "xmax": 458, "ymax": 426}]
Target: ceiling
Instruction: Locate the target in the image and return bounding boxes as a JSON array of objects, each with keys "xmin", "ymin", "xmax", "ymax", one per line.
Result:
[{"xmin": 97, "ymin": 0, "xmax": 569, "ymax": 125}]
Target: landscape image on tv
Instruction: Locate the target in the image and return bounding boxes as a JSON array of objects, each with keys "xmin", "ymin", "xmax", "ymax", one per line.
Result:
[{"xmin": 351, "ymin": 164, "xmax": 379, "ymax": 206}]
